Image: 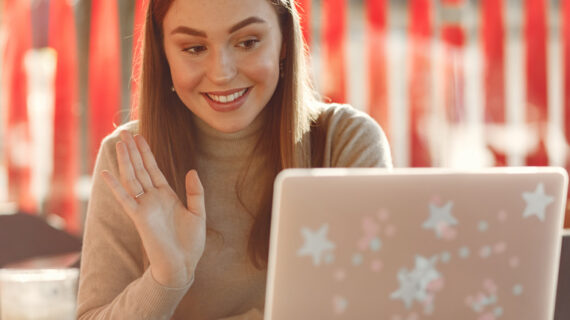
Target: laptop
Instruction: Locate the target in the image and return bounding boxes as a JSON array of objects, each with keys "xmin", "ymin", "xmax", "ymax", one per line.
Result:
[
  {"xmin": 555, "ymin": 229, "xmax": 570, "ymax": 320},
  {"xmin": 265, "ymin": 167, "xmax": 568, "ymax": 320}
]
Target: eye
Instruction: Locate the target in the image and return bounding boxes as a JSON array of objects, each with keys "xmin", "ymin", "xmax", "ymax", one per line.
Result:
[
  {"xmin": 184, "ymin": 45, "xmax": 207, "ymax": 55},
  {"xmin": 238, "ymin": 39, "xmax": 260, "ymax": 50}
]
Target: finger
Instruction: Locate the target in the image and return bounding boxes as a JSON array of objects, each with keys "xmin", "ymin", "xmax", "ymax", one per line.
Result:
[
  {"xmin": 134, "ymin": 134, "xmax": 169, "ymax": 188},
  {"xmin": 116, "ymin": 141, "xmax": 144, "ymax": 197},
  {"xmin": 185, "ymin": 170, "xmax": 206, "ymax": 219},
  {"xmin": 101, "ymin": 170, "xmax": 138, "ymax": 214},
  {"xmin": 120, "ymin": 131, "xmax": 154, "ymax": 190}
]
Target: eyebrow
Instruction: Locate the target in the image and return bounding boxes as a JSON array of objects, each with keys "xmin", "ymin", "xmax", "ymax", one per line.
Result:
[{"xmin": 170, "ymin": 16, "xmax": 266, "ymax": 38}]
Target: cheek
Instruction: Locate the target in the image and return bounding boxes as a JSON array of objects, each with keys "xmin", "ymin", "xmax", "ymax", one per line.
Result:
[
  {"xmin": 167, "ymin": 53, "xmax": 203, "ymax": 91},
  {"xmin": 240, "ymin": 52, "xmax": 279, "ymax": 86}
]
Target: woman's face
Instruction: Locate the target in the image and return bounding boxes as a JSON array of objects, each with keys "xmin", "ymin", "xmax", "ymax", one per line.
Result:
[{"xmin": 162, "ymin": 0, "xmax": 283, "ymax": 133}]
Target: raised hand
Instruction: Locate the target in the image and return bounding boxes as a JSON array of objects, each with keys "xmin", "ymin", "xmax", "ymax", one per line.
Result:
[{"xmin": 101, "ymin": 130, "xmax": 206, "ymax": 288}]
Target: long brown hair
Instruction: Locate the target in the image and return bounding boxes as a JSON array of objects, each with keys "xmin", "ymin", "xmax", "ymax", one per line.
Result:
[{"xmin": 137, "ymin": 0, "xmax": 319, "ymax": 268}]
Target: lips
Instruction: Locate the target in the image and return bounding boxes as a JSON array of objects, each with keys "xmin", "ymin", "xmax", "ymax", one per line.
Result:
[
  {"xmin": 201, "ymin": 87, "xmax": 252, "ymax": 112},
  {"xmin": 204, "ymin": 88, "xmax": 249, "ymax": 104}
]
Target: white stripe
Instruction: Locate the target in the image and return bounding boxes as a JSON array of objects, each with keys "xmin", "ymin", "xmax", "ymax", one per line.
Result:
[
  {"xmin": 25, "ymin": 49, "xmax": 56, "ymax": 206},
  {"xmin": 386, "ymin": 2, "xmax": 410, "ymax": 168},
  {"xmin": 464, "ymin": 1, "xmax": 483, "ymax": 130},
  {"xmin": 388, "ymin": 31, "xmax": 409, "ymax": 168},
  {"xmin": 547, "ymin": 0, "xmax": 565, "ymax": 166},
  {"xmin": 431, "ymin": 38, "xmax": 447, "ymax": 167},
  {"xmin": 447, "ymin": 0, "xmax": 491, "ymax": 169},
  {"xmin": 464, "ymin": 29, "xmax": 490, "ymax": 168},
  {"xmin": 505, "ymin": 0, "xmax": 526, "ymax": 166},
  {"xmin": 308, "ymin": 1, "xmax": 321, "ymax": 95}
]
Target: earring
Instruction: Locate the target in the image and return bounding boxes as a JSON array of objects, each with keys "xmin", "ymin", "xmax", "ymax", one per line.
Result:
[
  {"xmin": 170, "ymin": 85, "xmax": 176, "ymax": 92},
  {"xmin": 279, "ymin": 60, "xmax": 284, "ymax": 79}
]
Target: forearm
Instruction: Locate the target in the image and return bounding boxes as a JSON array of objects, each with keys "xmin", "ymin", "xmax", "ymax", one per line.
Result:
[
  {"xmin": 78, "ymin": 268, "xmax": 191, "ymax": 320},
  {"xmin": 217, "ymin": 308, "xmax": 263, "ymax": 320}
]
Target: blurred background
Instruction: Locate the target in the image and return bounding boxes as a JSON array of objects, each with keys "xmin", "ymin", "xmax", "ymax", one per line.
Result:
[{"xmin": 0, "ymin": 0, "xmax": 569, "ymax": 235}]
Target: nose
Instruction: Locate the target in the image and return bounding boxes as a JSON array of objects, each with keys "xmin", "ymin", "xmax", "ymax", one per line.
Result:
[{"xmin": 207, "ymin": 47, "xmax": 237, "ymax": 85}]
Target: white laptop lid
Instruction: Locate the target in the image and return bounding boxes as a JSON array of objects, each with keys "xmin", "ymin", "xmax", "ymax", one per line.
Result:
[{"xmin": 265, "ymin": 167, "xmax": 568, "ymax": 320}]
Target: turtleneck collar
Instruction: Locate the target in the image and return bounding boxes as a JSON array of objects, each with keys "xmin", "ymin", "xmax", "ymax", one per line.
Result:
[{"xmin": 190, "ymin": 108, "xmax": 268, "ymax": 160}]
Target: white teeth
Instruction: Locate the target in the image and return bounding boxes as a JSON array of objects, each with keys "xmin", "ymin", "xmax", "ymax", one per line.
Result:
[{"xmin": 207, "ymin": 88, "xmax": 247, "ymax": 103}]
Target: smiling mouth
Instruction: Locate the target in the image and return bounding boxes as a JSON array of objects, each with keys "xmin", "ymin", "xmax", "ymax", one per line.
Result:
[{"xmin": 203, "ymin": 88, "xmax": 250, "ymax": 104}]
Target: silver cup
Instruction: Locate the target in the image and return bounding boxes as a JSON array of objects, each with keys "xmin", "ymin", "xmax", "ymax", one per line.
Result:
[{"xmin": 0, "ymin": 268, "xmax": 79, "ymax": 320}]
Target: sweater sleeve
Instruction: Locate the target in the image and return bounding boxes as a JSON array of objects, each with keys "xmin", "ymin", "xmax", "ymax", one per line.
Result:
[
  {"xmin": 319, "ymin": 104, "xmax": 393, "ymax": 168},
  {"xmin": 77, "ymin": 125, "xmax": 191, "ymax": 320}
]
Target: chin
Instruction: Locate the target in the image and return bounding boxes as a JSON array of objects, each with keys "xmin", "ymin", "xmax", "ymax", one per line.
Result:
[{"xmin": 211, "ymin": 119, "xmax": 250, "ymax": 134}]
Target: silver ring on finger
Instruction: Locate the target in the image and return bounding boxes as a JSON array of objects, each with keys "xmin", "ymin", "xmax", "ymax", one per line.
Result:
[{"xmin": 134, "ymin": 191, "xmax": 145, "ymax": 199}]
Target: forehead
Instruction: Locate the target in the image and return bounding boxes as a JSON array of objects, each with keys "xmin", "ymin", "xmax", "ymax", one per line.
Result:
[{"xmin": 163, "ymin": 0, "xmax": 281, "ymax": 33}]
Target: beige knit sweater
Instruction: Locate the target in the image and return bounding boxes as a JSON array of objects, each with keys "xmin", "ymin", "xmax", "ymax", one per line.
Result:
[{"xmin": 77, "ymin": 104, "xmax": 392, "ymax": 320}]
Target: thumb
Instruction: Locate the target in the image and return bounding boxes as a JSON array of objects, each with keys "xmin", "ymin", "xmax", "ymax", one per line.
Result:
[{"xmin": 185, "ymin": 169, "xmax": 206, "ymax": 218}]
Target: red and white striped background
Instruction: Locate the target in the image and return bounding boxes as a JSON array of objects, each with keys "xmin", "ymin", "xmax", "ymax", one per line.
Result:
[{"xmin": 1, "ymin": 0, "xmax": 569, "ymax": 232}]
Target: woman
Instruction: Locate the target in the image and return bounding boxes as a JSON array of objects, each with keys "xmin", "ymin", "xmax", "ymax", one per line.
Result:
[{"xmin": 77, "ymin": 0, "xmax": 392, "ymax": 319}]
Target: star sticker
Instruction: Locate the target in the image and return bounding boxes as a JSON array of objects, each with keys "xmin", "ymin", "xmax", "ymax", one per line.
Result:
[
  {"xmin": 422, "ymin": 201, "xmax": 458, "ymax": 237},
  {"xmin": 390, "ymin": 268, "xmax": 419, "ymax": 309},
  {"xmin": 297, "ymin": 224, "xmax": 335, "ymax": 266},
  {"xmin": 410, "ymin": 255, "xmax": 440, "ymax": 290},
  {"xmin": 522, "ymin": 183, "xmax": 554, "ymax": 222},
  {"xmin": 391, "ymin": 255, "xmax": 441, "ymax": 309}
]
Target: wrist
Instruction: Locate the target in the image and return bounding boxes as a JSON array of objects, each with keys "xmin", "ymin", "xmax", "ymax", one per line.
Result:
[{"xmin": 150, "ymin": 265, "xmax": 194, "ymax": 288}]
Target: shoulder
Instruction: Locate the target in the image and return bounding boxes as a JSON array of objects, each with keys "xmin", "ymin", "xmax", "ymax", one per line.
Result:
[
  {"xmin": 316, "ymin": 103, "xmax": 379, "ymax": 133},
  {"xmin": 313, "ymin": 103, "xmax": 393, "ymax": 168},
  {"xmin": 316, "ymin": 102, "xmax": 368, "ymax": 120},
  {"xmin": 315, "ymin": 103, "xmax": 386, "ymax": 148},
  {"xmin": 95, "ymin": 120, "xmax": 139, "ymax": 167},
  {"xmin": 98, "ymin": 120, "xmax": 139, "ymax": 151},
  {"xmin": 100, "ymin": 120, "xmax": 139, "ymax": 146}
]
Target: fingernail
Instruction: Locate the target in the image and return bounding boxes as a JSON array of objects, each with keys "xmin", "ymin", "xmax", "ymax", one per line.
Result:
[{"xmin": 192, "ymin": 170, "xmax": 203, "ymax": 187}]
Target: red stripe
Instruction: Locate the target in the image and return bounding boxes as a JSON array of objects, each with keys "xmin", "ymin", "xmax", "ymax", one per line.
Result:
[
  {"xmin": 1, "ymin": 0, "xmax": 36, "ymax": 213},
  {"xmin": 295, "ymin": 0, "xmax": 311, "ymax": 48},
  {"xmin": 525, "ymin": 0, "xmax": 549, "ymax": 166},
  {"xmin": 408, "ymin": 0, "xmax": 432, "ymax": 167},
  {"xmin": 560, "ymin": 0, "xmax": 570, "ymax": 220},
  {"xmin": 321, "ymin": 0, "xmax": 347, "ymax": 103},
  {"xmin": 481, "ymin": 0, "xmax": 506, "ymax": 166},
  {"xmin": 130, "ymin": 0, "xmax": 148, "ymax": 119},
  {"xmin": 47, "ymin": 0, "xmax": 79, "ymax": 233},
  {"xmin": 88, "ymin": 0, "xmax": 122, "ymax": 170},
  {"xmin": 366, "ymin": 0, "xmax": 389, "ymax": 139},
  {"xmin": 560, "ymin": 0, "xmax": 570, "ymax": 164},
  {"xmin": 441, "ymin": 25, "xmax": 466, "ymax": 124}
]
